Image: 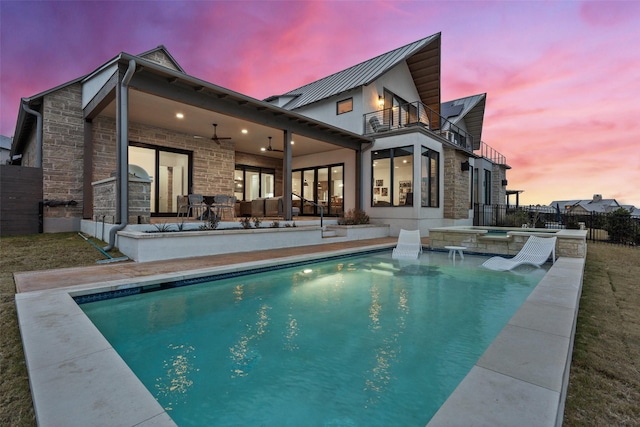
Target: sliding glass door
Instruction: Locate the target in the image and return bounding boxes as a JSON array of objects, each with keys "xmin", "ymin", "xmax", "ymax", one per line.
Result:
[
  {"xmin": 292, "ymin": 164, "xmax": 343, "ymax": 216},
  {"xmin": 129, "ymin": 143, "xmax": 192, "ymax": 216}
]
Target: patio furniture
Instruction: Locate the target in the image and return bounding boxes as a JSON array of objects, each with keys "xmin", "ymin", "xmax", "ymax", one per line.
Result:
[
  {"xmin": 187, "ymin": 194, "xmax": 205, "ymax": 219},
  {"xmin": 445, "ymin": 245, "xmax": 466, "ymax": 261},
  {"xmin": 482, "ymin": 235, "xmax": 557, "ymax": 271},
  {"xmin": 214, "ymin": 195, "xmax": 236, "ymax": 220},
  {"xmin": 392, "ymin": 229, "xmax": 422, "ymax": 259},
  {"xmin": 369, "ymin": 116, "xmax": 390, "ymax": 133},
  {"xmin": 176, "ymin": 195, "xmax": 189, "ymax": 218}
]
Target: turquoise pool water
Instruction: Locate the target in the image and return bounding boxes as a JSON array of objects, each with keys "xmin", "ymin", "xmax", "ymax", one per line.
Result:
[{"xmin": 80, "ymin": 251, "xmax": 547, "ymax": 426}]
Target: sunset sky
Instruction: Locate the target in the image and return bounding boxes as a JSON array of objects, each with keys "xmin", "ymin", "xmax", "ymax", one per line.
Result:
[{"xmin": 1, "ymin": 1, "xmax": 639, "ymax": 207}]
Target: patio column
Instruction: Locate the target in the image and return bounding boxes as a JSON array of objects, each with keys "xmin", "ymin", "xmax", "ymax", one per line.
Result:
[{"xmin": 282, "ymin": 130, "xmax": 293, "ymax": 220}]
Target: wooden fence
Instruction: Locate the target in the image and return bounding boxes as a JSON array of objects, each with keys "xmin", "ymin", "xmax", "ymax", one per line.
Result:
[{"xmin": 0, "ymin": 165, "xmax": 43, "ymax": 236}]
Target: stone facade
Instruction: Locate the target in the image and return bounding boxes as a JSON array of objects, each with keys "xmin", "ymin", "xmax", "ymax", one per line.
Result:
[
  {"xmin": 429, "ymin": 227, "xmax": 587, "ymax": 258},
  {"xmin": 491, "ymin": 163, "xmax": 507, "ymax": 205},
  {"xmin": 442, "ymin": 147, "xmax": 471, "ymax": 219},
  {"xmin": 41, "ymin": 84, "xmax": 85, "ymax": 221},
  {"xmin": 93, "ymin": 177, "xmax": 151, "ymax": 224}
]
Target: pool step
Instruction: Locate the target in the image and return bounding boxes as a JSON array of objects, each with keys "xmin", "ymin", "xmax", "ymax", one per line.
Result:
[{"xmin": 322, "ymin": 230, "xmax": 338, "ymax": 238}]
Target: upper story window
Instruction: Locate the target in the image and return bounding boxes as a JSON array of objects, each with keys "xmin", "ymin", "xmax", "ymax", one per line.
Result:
[{"xmin": 337, "ymin": 98, "xmax": 353, "ymax": 115}]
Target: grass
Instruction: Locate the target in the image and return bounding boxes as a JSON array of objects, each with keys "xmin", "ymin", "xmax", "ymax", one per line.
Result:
[
  {"xmin": 0, "ymin": 235, "xmax": 638, "ymax": 426},
  {"xmin": 563, "ymin": 244, "xmax": 640, "ymax": 425},
  {"xmin": 0, "ymin": 233, "xmax": 127, "ymax": 427}
]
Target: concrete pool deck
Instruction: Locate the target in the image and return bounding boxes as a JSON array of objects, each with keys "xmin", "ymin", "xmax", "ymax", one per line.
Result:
[{"xmin": 14, "ymin": 237, "xmax": 584, "ymax": 427}]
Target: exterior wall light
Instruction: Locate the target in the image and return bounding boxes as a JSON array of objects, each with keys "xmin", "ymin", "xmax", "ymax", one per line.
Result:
[
  {"xmin": 378, "ymin": 96, "xmax": 384, "ymax": 109},
  {"xmin": 461, "ymin": 161, "xmax": 470, "ymax": 171}
]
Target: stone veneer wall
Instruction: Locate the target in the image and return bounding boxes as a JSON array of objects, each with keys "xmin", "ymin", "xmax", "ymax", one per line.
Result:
[
  {"xmin": 41, "ymin": 83, "xmax": 85, "ymax": 221},
  {"xmin": 92, "ymin": 116, "xmax": 235, "ymax": 196},
  {"xmin": 93, "ymin": 177, "xmax": 151, "ymax": 224},
  {"xmin": 429, "ymin": 228, "xmax": 587, "ymax": 258},
  {"xmin": 442, "ymin": 147, "xmax": 471, "ymax": 219},
  {"xmin": 492, "ymin": 164, "xmax": 507, "ymax": 205}
]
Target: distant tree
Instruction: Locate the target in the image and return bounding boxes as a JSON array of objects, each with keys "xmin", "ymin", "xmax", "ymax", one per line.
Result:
[{"xmin": 605, "ymin": 207, "xmax": 636, "ymax": 244}]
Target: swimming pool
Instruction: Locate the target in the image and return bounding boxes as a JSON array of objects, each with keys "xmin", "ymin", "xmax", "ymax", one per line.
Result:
[{"xmin": 79, "ymin": 251, "xmax": 548, "ymax": 426}]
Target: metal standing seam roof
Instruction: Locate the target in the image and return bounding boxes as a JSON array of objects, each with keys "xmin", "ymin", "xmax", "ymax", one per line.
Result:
[
  {"xmin": 276, "ymin": 34, "xmax": 440, "ymax": 110},
  {"xmin": 441, "ymin": 93, "xmax": 486, "ymax": 148}
]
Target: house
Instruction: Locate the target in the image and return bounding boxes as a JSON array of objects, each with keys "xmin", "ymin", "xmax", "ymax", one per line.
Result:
[
  {"xmin": 550, "ymin": 194, "xmax": 631, "ymax": 215},
  {"xmin": 3, "ymin": 32, "xmax": 510, "ymax": 243},
  {"xmin": 0, "ymin": 135, "xmax": 11, "ymax": 164}
]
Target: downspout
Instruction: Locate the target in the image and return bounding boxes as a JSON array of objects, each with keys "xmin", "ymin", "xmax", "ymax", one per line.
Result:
[
  {"xmin": 21, "ymin": 100, "xmax": 43, "ymax": 167},
  {"xmin": 104, "ymin": 59, "xmax": 136, "ymax": 251}
]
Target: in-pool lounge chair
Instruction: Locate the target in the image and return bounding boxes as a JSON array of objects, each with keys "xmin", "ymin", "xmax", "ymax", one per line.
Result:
[
  {"xmin": 392, "ymin": 229, "xmax": 422, "ymax": 259},
  {"xmin": 482, "ymin": 235, "xmax": 557, "ymax": 271}
]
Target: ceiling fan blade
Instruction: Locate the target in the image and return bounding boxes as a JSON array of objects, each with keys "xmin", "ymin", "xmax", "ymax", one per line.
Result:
[{"xmin": 211, "ymin": 123, "xmax": 232, "ymax": 144}]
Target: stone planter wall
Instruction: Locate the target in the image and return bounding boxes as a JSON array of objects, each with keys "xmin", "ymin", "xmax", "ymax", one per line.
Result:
[
  {"xmin": 429, "ymin": 226, "xmax": 587, "ymax": 258},
  {"xmin": 92, "ymin": 177, "xmax": 151, "ymax": 224}
]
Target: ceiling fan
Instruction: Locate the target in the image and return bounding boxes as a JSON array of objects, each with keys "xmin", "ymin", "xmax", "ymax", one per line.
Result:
[
  {"xmin": 262, "ymin": 136, "xmax": 283, "ymax": 152},
  {"xmin": 210, "ymin": 123, "xmax": 232, "ymax": 144}
]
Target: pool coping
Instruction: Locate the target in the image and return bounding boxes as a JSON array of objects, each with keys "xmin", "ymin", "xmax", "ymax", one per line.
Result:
[{"xmin": 15, "ymin": 246, "xmax": 584, "ymax": 427}]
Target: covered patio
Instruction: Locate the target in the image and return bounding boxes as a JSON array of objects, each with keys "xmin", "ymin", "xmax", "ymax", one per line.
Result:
[{"xmin": 79, "ymin": 50, "xmax": 373, "ymax": 246}]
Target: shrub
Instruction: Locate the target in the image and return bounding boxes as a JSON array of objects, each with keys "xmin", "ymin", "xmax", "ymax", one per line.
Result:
[
  {"xmin": 239, "ymin": 217, "xmax": 252, "ymax": 229},
  {"xmin": 253, "ymin": 217, "xmax": 263, "ymax": 228},
  {"xmin": 338, "ymin": 209, "xmax": 370, "ymax": 225},
  {"xmin": 270, "ymin": 221, "xmax": 280, "ymax": 228}
]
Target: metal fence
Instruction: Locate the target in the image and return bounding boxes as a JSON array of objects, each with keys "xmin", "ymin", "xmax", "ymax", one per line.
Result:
[{"xmin": 473, "ymin": 204, "xmax": 640, "ymax": 246}]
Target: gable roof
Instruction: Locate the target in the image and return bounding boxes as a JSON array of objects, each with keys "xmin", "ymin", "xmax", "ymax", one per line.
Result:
[
  {"xmin": 550, "ymin": 197, "xmax": 622, "ymax": 213},
  {"xmin": 271, "ymin": 33, "xmax": 441, "ymax": 112},
  {"xmin": 136, "ymin": 45, "xmax": 185, "ymax": 73},
  {"xmin": 441, "ymin": 93, "xmax": 486, "ymax": 150}
]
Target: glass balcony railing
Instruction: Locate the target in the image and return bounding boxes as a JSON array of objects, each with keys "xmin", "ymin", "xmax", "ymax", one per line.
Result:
[{"xmin": 363, "ymin": 101, "xmax": 473, "ymax": 153}]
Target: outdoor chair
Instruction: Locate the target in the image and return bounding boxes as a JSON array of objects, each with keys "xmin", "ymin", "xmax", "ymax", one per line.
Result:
[
  {"xmin": 186, "ymin": 194, "xmax": 205, "ymax": 219},
  {"xmin": 176, "ymin": 195, "xmax": 189, "ymax": 218},
  {"xmin": 392, "ymin": 229, "xmax": 422, "ymax": 259},
  {"xmin": 369, "ymin": 116, "xmax": 391, "ymax": 133},
  {"xmin": 215, "ymin": 195, "xmax": 236, "ymax": 220},
  {"xmin": 482, "ymin": 235, "xmax": 557, "ymax": 271}
]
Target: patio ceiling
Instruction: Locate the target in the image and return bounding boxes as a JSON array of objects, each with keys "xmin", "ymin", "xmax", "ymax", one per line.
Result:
[{"xmin": 99, "ymin": 91, "xmax": 343, "ymax": 159}]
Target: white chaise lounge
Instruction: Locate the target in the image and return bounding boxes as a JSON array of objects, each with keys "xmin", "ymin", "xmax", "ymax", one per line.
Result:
[
  {"xmin": 392, "ymin": 229, "xmax": 422, "ymax": 260},
  {"xmin": 482, "ymin": 235, "xmax": 557, "ymax": 271}
]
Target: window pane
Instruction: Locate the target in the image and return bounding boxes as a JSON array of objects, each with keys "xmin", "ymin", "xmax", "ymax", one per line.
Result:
[
  {"xmin": 393, "ymin": 147, "xmax": 413, "ymax": 206},
  {"xmin": 421, "ymin": 148, "xmax": 439, "ymax": 207},
  {"xmin": 246, "ymin": 170, "xmax": 260, "ymax": 200},
  {"xmin": 372, "ymin": 150, "xmax": 391, "ymax": 206},
  {"xmin": 430, "ymin": 155, "xmax": 438, "ymax": 207},
  {"xmin": 337, "ymin": 98, "xmax": 353, "ymax": 114},
  {"xmin": 129, "ymin": 146, "xmax": 156, "ymax": 212},
  {"xmin": 330, "ymin": 165, "xmax": 343, "ymax": 215},
  {"xmin": 159, "ymin": 151, "xmax": 188, "ymax": 213},
  {"xmin": 262, "ymin": 172, "xmax": 274, "ymax": 198},
  {"xmin": 234, "ymin": 169, "xmax": 244, "ymax": 201},
  {"xmin": 303, "ymin": 170, "xmax": 315, "ymax": 214}
]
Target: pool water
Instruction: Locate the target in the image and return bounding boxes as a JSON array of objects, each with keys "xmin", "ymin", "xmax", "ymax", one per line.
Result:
[{"xmin": 80, "ymin": 251, "xmax": 547, "ymax": 426}]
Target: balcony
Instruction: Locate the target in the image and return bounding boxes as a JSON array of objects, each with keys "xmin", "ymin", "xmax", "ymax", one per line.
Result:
[
  {"xmin": 478, "ymin": 141, "xmax": 508, "ymax": 166},
  {"xmin": 363, "ymin": 101, "xmax": 473, "ymax": 153}
]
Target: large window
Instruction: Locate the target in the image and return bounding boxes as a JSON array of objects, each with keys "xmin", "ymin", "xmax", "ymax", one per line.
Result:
[
  {"xmin": 234, "ymin": 165, "xmax": 275, "ymax": 201},
  {"xmin": 421, "ymin": 147, "xmax": 439, "ymax": 207},
  {"xmin": 372, "ymin": 146, "xmax": 413, "ymax": 207},
  {"xmin": 129, "ymin": 143, "xmax": 191, "ymax": 215}
]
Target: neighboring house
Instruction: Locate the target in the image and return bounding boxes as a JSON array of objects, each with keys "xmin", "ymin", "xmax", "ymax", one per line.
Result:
[
  {"xmin": 550, "ymin": 194, "xmax": 634, "ymax": 214},
  {"xmin": 0, "ymin": 135, "xmax": 11, "ymax": 164},
  {"xmin": 5, "ymin": 32, "xmax": 509, "ymax": 241}
]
